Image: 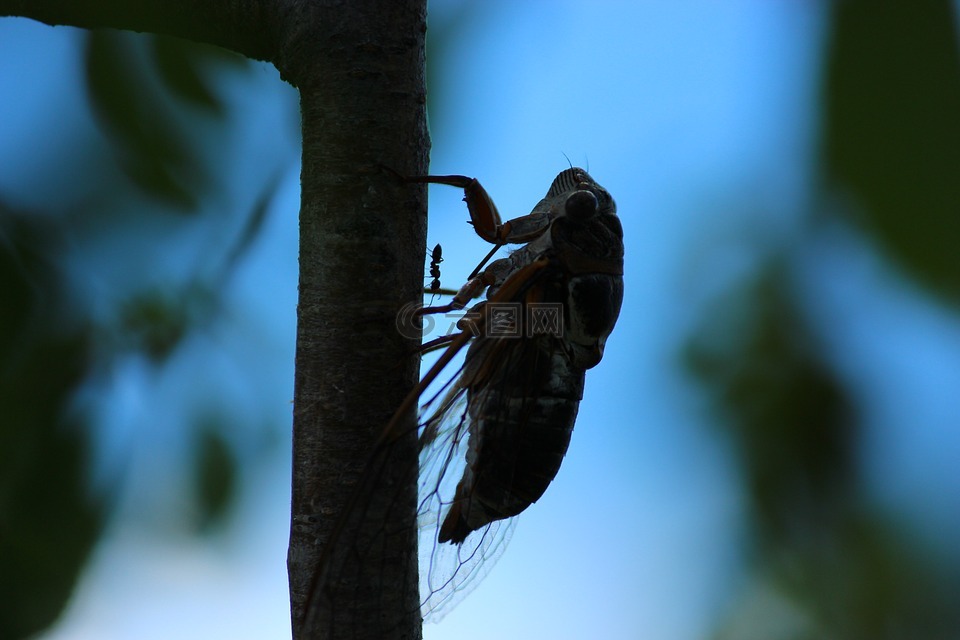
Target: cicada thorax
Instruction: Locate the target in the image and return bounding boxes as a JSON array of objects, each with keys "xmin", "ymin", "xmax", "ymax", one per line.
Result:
[{"xmin": 551, "ymin": 209, "xmax": 625, "ymax": 370}]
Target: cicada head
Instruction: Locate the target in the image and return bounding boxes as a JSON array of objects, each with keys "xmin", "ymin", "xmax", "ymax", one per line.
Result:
[
  {"xmin": 547, "ymin": 167, "xmax": 616, "ymax": 219},
  {"xmin": 540, "ymin": 168, "xmax": 623, "ymax": 277}
]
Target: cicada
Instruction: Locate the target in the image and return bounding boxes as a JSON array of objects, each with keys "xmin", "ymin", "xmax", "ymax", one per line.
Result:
[{"xmin": 306, "ymin": 167, "xmax": 623, "ymax": 628}]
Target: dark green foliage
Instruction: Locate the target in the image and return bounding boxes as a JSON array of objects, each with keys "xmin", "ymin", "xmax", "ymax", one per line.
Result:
[
  {"xmin": 151, "ymin": 36, "xmax": 230, "ymax": 114},
  {"xmin": 0, "ymin": 212, "xmax": 105, "ymax": 639},
  {"xmin": 687, "ymin": 4, "xmax": 960, "ymax": 635},
  {"xmin": 685, "ymin": 265, "xmax": 854, "ymax": 549},
  {"xmin": 0, "ymin": 31, "xmax": 263, "ymax": 637},
  {"xmin": 193, "ymin": 421, "xmax": 238, "ymax": 533},
  {"xmin": 84, "ymin": 31, "xmax": 246, "ymax": 209},
  {"xmin": 823, "ymin": 2, "xmax": 960, "ymax": 302},
  {"xmin": 116, "ymin": 285, "xmax": 215, "ymax": 361},
  {"xmin": 688, "ymin": 266, "xmax": 960, "ymax": 639},
  {"xmin": 0, "ymin": 213, "xmax": 51, "ymax": 364}
]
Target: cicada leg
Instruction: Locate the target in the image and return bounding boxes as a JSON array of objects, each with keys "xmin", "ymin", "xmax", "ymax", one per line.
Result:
[
  {"xmin": 405, "ymin": 174, "xmax": 504, "ymax": 244},
  {"xmin": 385, "ymin": 165, "xmax": 556, "ymax": 288},
  {"xmin": 418, "ymin": 333, "xmax": 459, "ymax": 356},
  {"xmin": 421, "ymin": 287, "xmax": 458, "ymax": 297},
  {"xmin": 380, "ymin": 257, "xmax": 553, "ymax": 447},
  {"xmin": 401, "ymin": 172, "xmax": 554, "ymax": 247},
  {"xmin": 416, "ymin": 255, "xmax": 518, "ymax": 318}
]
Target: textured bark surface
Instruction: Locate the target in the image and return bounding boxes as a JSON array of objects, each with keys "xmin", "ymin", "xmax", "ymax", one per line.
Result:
[
  {"xmin": 287, "ymin": 2, "xmax": 428, "ymax": 638},
  {"xmin": 0, "ymin": 0, "xmax": 280, "ymax": 62},
  {"xmin": 0, "ymin": 2, "xmax": 430, "ymax": 638}
]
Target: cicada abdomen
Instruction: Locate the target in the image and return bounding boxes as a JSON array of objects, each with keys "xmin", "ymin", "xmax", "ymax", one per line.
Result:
[{"xmin": 437, "ymin": 333, "xmax": 585, "ymax": 543}]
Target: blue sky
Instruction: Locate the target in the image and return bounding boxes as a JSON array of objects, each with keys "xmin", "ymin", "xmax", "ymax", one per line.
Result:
[{"xmin": 2, "ymin": 2, "xmax": 958, "ymax": 639}]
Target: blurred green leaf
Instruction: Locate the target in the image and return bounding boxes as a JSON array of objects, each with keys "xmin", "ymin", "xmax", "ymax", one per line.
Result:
[
  {"xmin": 116, "ymin": 284, "xmax": 215, "ymax": 362},
  {"xmin": 815, "ymin": 515, "xmax": 960, "ymax": 639},
  {"xmin": 152, "ymin": 36, "xmax": 226, "ymax": 114},
  {"xmin": 84, "ymin": 31, "xmax": 210, "ymax": 209},
  {"xmin": 193, "ymin": 422, "xmax": 237, "ymax": 533},
  {"xmin": 688, "ymin": 262, "xmax": 960, "ymax": 639},
  {"xmin": 823, "ymin": 2, "xmax": 960, "ymax": 302},
  {"xmin": 0, "ymin": 337, "xmax": 105, "ymax": 639},
  {"xmin": 684, "ymin": 263, "xmax": 854, "ymax": 547},
  {"xmin": 0, "ymin": 205, "xmax": 50, "ymax": 365},
  {"xmin": 1, "ymin": 23, "xmax": 271, "ymax": 637},
  {"xmin": 215, "ymin": 171, "xmax": 282, "ymax": 284},
  {"xmin": 715, "ymin": 514, "xmax": 960, "ymax": 640},
  {"xmin": 0, "ymin": 211, "xmax": 105, "ymax": 638}
]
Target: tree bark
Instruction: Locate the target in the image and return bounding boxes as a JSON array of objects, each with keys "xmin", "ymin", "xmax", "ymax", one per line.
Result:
[
  {"xmin": 0, "ymin": 2, "xmax": 430, "ymax": 639},
  {"xmin": 0, "ymin": 0, "xmax": 279, "ymax": 62},
  {"xmin": 287, "ymin": 2, "xmax": 428, "ymax": 638}
]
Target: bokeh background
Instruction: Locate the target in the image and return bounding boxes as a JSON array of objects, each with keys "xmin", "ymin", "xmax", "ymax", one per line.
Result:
[{"xmin": 2, "ymin": 2, "xmax": 959, "ymax": 639}]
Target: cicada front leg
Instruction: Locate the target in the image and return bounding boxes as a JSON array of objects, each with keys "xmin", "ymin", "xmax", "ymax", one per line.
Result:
[
  {"xmin": 402, "ymin": 171, "xmax": 552, "ymax": 312},
  {"xmin": 405, "ymin": 173, "xmax": 554, "ymax": 245},
  {"xmin": 404, "ymin": 174, "xmax": 505, "ymax": 244}
]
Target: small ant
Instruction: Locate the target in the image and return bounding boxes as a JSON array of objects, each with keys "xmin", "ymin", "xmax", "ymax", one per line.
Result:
[{"xmin": 428, "ymin": 243, "xmax": 443, "ymax": 293}]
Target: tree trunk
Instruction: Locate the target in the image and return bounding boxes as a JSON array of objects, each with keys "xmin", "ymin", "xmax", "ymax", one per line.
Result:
[
  {"xmin": 287, "ymin": 3, "xmax": 428, "ymax": 638},
  {"xmin": 0, "ymin": 1, "xmax": 430, "ymax": 638}
]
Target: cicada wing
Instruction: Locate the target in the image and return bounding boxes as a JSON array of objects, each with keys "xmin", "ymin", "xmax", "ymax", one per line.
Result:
[
  {"xmin": 414, "ymin": 262, "xmax": 575, "ymax": 620},
  {"xmin": 418, "ymin": 513, "xmax": 517, "ymax": 620},
  {"xmin": 414, "ymin": 369, "xmax": 519, "ymax": 622},
  {"xmin": 307, "ymin": 258, "xmax": 565, "ymax": 630},
  {"xmin": 304, "ymin": 332, "xmax": 488, "ymax": 632},
  {"xmin": 300, "ymin": 403, "xmax": 422, "ymax": 637}
]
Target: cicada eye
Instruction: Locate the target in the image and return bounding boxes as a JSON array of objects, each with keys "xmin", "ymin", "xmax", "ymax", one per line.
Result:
[{"xmin": 565, "ymin": 189, "xmax": 599, "ymax": 220}]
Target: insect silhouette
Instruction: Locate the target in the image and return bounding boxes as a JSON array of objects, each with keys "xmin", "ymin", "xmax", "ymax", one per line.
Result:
[
  {"xmin": 428, "ymin": 243, "xmax": 443, "ymax": 293},
  {"xmin": 306, "ymin": 167, "xmax": 624, "ymax": 629}
]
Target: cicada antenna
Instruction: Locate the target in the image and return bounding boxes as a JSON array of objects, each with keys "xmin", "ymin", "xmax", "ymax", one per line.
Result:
[{"xmin": 560, "ymin": 152, "xmax": 589, "ymax": 172}]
